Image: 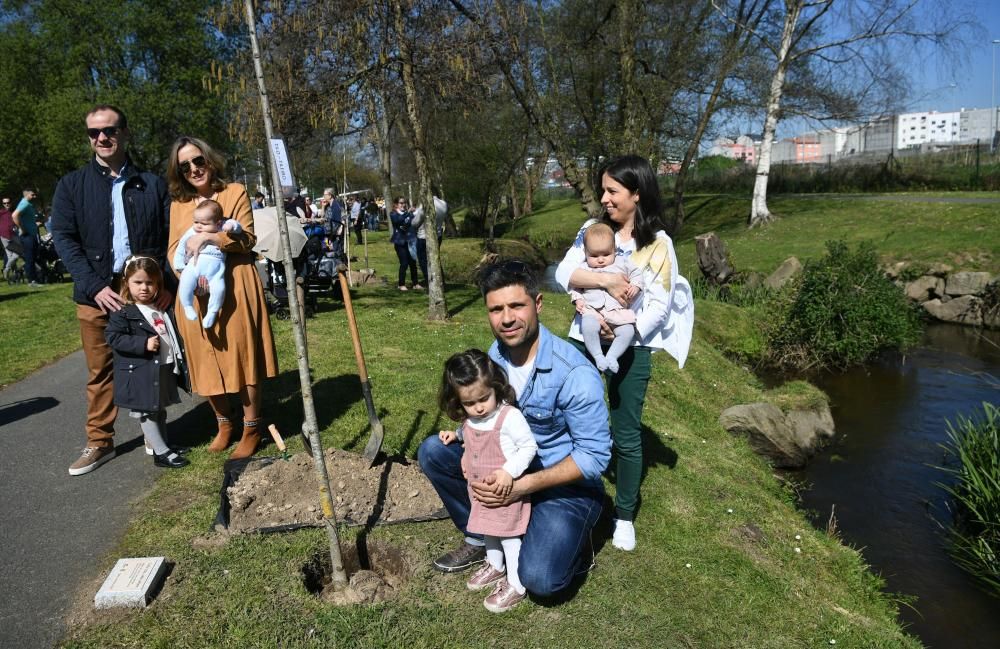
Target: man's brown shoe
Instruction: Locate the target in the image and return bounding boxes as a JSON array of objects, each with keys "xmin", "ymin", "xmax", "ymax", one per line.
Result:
[{"xmin": 68, "ymin": 446, "xmax": 114, "ymax": 476}]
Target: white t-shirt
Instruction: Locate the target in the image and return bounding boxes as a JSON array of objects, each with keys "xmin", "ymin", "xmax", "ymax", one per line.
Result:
[{"xmin": 502, "ymin": 357, "xmax": 535, "ymax": 400}]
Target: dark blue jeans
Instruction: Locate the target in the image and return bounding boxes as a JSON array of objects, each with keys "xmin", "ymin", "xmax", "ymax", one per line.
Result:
[
  {"xmin": 418, "ymin": 434, "xmax": 603, "ymax": 597},
  {"xmin": 393, "ymin": 242, "xmax": 417, "ymax": 287},
  {"xmin": 19, "ymin": 234, "xmax": 38, "ymax": 282}
]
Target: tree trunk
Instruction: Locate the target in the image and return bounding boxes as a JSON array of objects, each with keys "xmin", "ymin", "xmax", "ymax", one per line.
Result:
[
  {"xmin": 749, "ymin": 0, "xmax": 801, "ymax": 229},
  {"xmin": 242, "ymin": 0, "xmax": 347, "ymax": 588},
  {"xmin": 364, "ymin": 89, "xmax": 393, "ymax": 233},
  {"xmin": 617, "ymin": 0, "xmax": 642, "ymax": 155},
  {"xmin": 508, "ymin": 176, "xmax": 521, "ymax": 220},
  {"xmin": 522, "ymin": 143, "xmax": 549, "ymax": 215},
  {"xmin": 393, "ymin": 0, "xmax": 447, "ymax": 320}
]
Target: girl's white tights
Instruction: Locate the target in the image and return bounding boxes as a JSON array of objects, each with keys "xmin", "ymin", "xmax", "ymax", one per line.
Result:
[
  {"xmin": 485, "ymin": 536, "xmax": 525, "ymax": 594},
  {"xmin": 138, "ymin": 411, "xmax": 172, "ymax": 456}
]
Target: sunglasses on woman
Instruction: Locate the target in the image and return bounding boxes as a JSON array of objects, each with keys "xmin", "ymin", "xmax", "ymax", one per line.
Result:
[{"xmin": 179, "ymin": 155, "xmax": 207, "ymax": 176}]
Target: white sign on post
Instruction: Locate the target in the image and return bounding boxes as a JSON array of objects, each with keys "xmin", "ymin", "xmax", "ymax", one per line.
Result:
[{"xmin": 269, "ymin": 136, "xmax": 295, "ymax": 192}]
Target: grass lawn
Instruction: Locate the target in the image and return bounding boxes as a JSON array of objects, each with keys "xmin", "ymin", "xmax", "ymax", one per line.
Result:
[
  {"xmin": 0, "ymin": 280, "xmax": 80, "ymax": 388},
  {"xmin": 48, "ymin": 225, "xmax": 921, "ymax": 648},
  {"xmin": 509, "ymin": 193, "xmax": 999, "ymax": 278}
]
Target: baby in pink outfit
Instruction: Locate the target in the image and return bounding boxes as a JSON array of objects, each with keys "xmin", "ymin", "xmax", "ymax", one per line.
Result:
[{"xmin": 570, "ymin": 222, "xmax": 643, "ymax": 373}]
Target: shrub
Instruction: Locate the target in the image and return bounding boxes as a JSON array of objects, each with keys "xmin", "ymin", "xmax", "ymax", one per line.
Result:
[
  {"xmin": 765, "ymin": 240, "xmax": 921, "ymax": 369},
  {"xmin": 938, "ymin": 403, "xmax": 1000, "ymax": 597}
]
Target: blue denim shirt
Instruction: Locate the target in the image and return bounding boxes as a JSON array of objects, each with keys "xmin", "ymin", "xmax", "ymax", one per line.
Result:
[{"xmin": 489, "ymin": 324, "xmax": 611, "ymax": 484}]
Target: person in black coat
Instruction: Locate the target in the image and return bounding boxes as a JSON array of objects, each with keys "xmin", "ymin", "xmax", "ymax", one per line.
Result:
[
  {"xmin": 105, "ymin": 257, "xmax": 189, "ymax": 468},
  {"xmin": 51, "ymin": 104, "xmax": 173, "ymax": 476}
]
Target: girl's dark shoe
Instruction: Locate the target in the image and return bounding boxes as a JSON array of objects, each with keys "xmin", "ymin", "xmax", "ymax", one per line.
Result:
[{"xmin": 153, "ymin": 452, "xmax": 190, "ymax": 469}]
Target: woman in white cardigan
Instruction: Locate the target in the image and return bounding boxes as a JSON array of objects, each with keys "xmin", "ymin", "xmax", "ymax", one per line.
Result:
[{"xmin": 555, "ymin": 154, "xmax": 693, "ymax": 552}]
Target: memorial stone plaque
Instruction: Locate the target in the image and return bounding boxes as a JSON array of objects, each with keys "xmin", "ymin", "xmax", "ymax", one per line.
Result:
[{"xmin": 94, "ymin": 557, "xmax": 167, "ymax": 609}]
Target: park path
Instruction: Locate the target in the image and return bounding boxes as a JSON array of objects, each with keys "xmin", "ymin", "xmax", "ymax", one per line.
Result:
[{"xmin": 0, "ymin": 350, "xmax": 203, "ymax": 649}]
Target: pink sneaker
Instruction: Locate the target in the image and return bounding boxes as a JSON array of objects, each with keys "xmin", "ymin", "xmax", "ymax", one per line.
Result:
[
  {"xmin": 483, "ymin": 578, "xmax": 526, "ymax": 613},
  {"xmin": 466, "ymin": 562, "xmax": 505, "ymax": 591}
]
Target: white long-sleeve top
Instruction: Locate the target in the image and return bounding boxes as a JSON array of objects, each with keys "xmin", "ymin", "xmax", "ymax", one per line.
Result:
[
  {"xmin": 555, "ymin": 219, "xmax": 694, "ymax": 368},
  {"xmin": 456, "ymin": 404, "xmax": 537, "ymax": 479}
]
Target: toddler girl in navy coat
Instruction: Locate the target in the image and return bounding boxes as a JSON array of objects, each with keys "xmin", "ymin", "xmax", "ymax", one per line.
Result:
[{"xmin": 105, "ymin": 256, "xmax": 190, "ymax": 468}]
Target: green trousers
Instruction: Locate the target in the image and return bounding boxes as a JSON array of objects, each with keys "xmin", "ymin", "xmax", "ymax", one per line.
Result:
[{"xmin": 570, "ymin": 338, "xmax": 652, "ymax": 521}]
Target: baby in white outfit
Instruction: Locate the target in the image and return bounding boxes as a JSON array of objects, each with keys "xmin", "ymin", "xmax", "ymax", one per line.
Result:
[
  {"xmin": 172, "ymin": 199, "xmax": 241, "ymax": 329},
  {"xmin": 569, "ymin": 222, "xmax": 643, "ymax": 373}
]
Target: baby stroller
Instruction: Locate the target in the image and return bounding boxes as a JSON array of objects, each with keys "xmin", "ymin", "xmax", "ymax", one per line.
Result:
[
  {"xmin": 36, "ymin": 233, "xmax": 67, "ymax": 283},
  {"xmin": 264, "ymin": 235, "xmax": 341, "ymax": 319}
]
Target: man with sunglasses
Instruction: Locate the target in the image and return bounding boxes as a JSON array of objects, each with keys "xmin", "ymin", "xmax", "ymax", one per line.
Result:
[
  {"xmin": 419, "ymin": 261, "xmax": 611, "ymax": 610},
  {"xmin": 51, "ymin": 104, "xmax": 173, "ymax": 476}
]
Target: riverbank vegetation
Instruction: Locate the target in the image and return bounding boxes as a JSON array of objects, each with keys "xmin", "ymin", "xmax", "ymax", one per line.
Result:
[
  {"xmin": 763, "ymin": 240, "xmax": 922, "ymax": 370},
  {"xmin": 939, "ymin": 402, "xmax": 1000, "ymax": 597}
]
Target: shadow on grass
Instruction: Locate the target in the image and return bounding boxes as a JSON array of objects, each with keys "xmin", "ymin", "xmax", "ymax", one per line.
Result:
[
  {"xmin": 0, "ymin": 289, "xmax": 33, "ymax": 303},
  {"xmin": 603, "ymin": 423, "xmax": 678, "ymax": 524},
  {"xmin": 164, "ymin": 372, "xmax": 366, "ymax": 451},
  {"xmin": 446, "ymin": 291, "xmax": 481, "ymax": 318}
]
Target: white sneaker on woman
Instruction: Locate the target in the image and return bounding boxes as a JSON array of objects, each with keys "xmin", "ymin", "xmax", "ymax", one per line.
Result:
[{"xmin": 612, "ymin": 519, "xmax": 636, "ymax": 551}]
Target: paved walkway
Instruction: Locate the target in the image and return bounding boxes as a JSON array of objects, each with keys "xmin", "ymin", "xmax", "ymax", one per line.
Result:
[{"xmin": 0, "ymin": 351, "xmax": 202, "ymax": 649}]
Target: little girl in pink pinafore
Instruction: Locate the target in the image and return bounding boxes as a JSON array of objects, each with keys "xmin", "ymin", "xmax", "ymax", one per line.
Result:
[{"xmin": 438, "ymin": 349, "xmax": 537, "ymax": 613}]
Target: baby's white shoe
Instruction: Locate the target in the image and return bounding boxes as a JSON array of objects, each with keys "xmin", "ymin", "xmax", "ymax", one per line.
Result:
[
  {"xmin": 202, "ymin": 312, "xmax": 217, "ymax": 328},
  {"xmin": 183, "ymin": 306, "xmax": 198, "ymax": 321},
  {"xmin": 612, "ymin": 519, "xmax": 636, "ymax": 551},
  {"xmin": 595, "ymin": 356, "xmax": 609, "ymax": 372},
  {"xmin": 606, "ymin": 359, "xmax": 619, "ymax": 374}
]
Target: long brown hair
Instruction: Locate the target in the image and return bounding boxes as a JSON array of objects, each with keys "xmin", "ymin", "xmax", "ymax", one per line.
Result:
[
  {"xmin": 118, "ymin": 256, "xmax": 163, "ymax": 304},
  {"xmin": 438, "ymin": 349, "xmax": 517, "ymax": 422},
  {"xmin": 166, "ymin": 136, "xmax": 228, "ymax": 201}
]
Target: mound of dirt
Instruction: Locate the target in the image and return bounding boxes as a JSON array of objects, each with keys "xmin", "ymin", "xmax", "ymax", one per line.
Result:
[{"xmin": 225, "ymin": 449, "xmax": 446, "ymax": 533}]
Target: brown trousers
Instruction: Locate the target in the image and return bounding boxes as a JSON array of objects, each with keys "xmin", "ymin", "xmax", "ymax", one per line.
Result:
[{"xmin": 77, "ymin": 303, "xmax": 118, "ymax": 448}]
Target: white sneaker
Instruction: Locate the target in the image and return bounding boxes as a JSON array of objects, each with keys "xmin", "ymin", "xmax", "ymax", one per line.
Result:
[{"xmin": 612, "ymin": 519, "xmax": 636, "ymax": 551}]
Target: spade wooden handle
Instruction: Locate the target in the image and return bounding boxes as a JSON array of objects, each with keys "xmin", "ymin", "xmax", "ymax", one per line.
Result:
[{"xmin": 268, "ymin": 424, "xmax": 286, "ymax": 451}]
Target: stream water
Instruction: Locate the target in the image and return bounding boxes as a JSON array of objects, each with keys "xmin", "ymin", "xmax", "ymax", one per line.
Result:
[
  {"xmin": 540, "ymin": 265, "xmax": 999, "ymax": 645},
  {"xmin": 799, "ymin": 324, "xmax": 1000, "ymax": 648}
]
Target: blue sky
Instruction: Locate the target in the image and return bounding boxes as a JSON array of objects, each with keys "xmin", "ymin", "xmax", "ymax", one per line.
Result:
[
  {"xmin": 761, "ymin": 0, "xmax": 1000, "ymax": 139},
  {"xmin": 908, "ymin": 0, "xmax": 1000, "ymax": 113}
]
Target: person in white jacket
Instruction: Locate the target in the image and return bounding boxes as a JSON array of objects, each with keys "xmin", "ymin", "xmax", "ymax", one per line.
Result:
[
  {"xmin": 555, "ymin": 154, "xmax": 693, "ymax": 553},
  {"xmin": 412, "ymin": 195, "xmax": 447, "ymax": 285}
]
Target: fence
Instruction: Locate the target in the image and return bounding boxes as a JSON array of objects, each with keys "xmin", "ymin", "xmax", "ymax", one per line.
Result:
[{"xmin": 684, "ymin": 143, "xmax": 1000, "ymax": 194}]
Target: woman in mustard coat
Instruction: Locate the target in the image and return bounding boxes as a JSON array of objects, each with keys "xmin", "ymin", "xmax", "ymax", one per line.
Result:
[{"xmin": 166, "ymin": 136, "xmax": 278, "ymax": 458}]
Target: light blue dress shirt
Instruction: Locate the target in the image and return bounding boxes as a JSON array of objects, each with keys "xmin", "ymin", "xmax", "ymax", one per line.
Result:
[{"xmin": 111, "ymin": 162, "xmax": 131, "ymax": 273}]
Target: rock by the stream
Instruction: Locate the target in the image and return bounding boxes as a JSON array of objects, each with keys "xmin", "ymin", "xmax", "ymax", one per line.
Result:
[
  {"xmin": 905, "ymin": 276, "xmax": 944, "ymax": 302},
  {"xmin": 945, "ymin": 272, "xmax": 993, "ymax": 296},
  {"xmin": 922, "ymin": 295, "xmax": 983, "ymax": 326},
  {"xmin": 765, "ymin": 257, "xmax": 802, "ymax": 290},
  {"xmin": 719, "ymin": 402, "xmax": 835, "ymax": 469}
]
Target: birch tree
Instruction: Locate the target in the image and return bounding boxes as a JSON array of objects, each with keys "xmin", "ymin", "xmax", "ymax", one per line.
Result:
[{"xmin": 738, "ymin": 0, "xmax": 965, "ymax": 228}]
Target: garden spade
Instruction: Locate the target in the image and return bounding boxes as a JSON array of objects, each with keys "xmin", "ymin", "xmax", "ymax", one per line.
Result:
[{"xmin": 337, "ymin": 265, "xmax": 384, "ymax": 466}]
